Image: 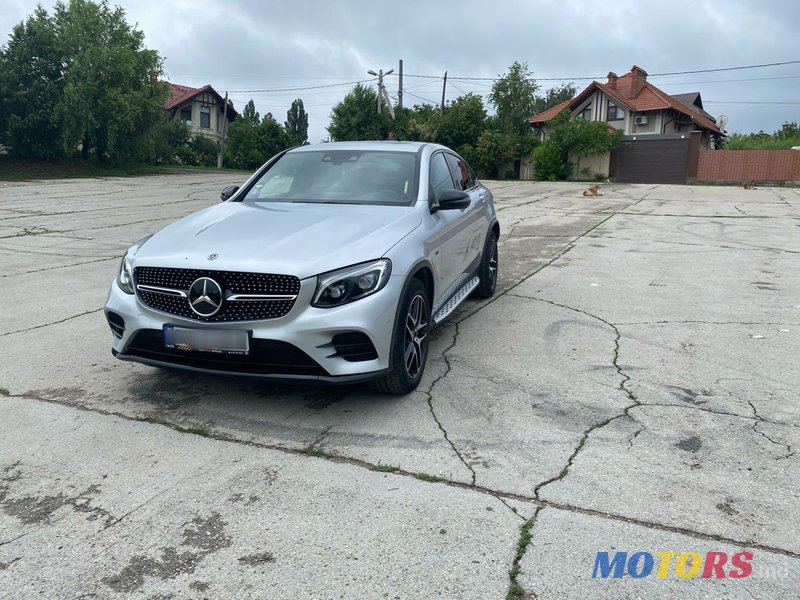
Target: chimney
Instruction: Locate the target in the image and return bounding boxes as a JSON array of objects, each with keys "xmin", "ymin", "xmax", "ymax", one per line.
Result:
[
  {"xmin": 607, "ymin": 72, "xmax": 618, "ymax": 89},
  {"xmin": 630, "ymin": 65, "xmax": 648, "ymax": 97}
]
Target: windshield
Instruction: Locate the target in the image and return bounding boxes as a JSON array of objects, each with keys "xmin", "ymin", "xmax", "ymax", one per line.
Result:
[{"xmin": 243, "ymin": 150, "xmax": 417, "ymax": 206}]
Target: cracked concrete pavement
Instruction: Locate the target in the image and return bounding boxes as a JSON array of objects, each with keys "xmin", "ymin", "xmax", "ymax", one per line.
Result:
[{"xmin": 1, "ymin": 174, "xmax": 799, "ymax": 598}]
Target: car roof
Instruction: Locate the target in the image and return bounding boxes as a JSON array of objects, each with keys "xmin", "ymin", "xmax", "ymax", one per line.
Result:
[{"xmin": 289, "ymin": 141, "xmax": 429, "ymax": 154}]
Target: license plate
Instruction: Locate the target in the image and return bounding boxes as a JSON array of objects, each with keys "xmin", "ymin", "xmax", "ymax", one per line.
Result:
[{"xmin": 163, "ymin": 325, "xmax": 250, "ymax": 355}]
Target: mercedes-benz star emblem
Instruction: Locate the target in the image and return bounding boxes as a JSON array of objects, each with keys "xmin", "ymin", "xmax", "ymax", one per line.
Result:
[
  {"xmin": 207, "ymin": 253, "xmax": 219, "ymax": 261},
  {"xmin": 188, "ymin": 277, "xmax": 223, "ymax": 317}
]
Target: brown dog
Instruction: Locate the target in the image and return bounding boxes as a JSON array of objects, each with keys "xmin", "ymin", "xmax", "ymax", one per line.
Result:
[{"xmin": 583, "ymin": 185, "xmax": 603, "ymax": 196}]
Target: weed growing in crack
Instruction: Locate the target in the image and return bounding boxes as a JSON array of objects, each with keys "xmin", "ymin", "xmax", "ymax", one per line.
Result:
[
  {"xmin": 175, "ymin": 425, "xmax": 210, "ymax": 437},
  {"xmin": 415, "ymin": 472, "xmax": 444, "ymax": 483},
  {"xmin": 506, "ymin": 508, "xmax": 540, "ymax": 600},
  {"xmin": 0, "ymin": 387, "xmax": 9, "ymax": 396},
  {"xmin": 374, "ymin": 463, "xmax": 400, "ymax": 473},
  {"xmin": 300, "ymin": 445, "xmax": 326, "ymax": 457}
]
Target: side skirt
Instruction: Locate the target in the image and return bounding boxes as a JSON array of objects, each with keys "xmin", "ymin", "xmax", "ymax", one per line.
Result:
[{"xmin": 432, "ymin": 275, "xmax": 480, "ymax": 324}]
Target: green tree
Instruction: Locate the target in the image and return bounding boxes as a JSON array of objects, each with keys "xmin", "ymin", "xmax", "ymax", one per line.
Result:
[
  {"xmin": 242, "ymin": 100, "xmax": 260, "ymax": 126},
  {"xmin": 328, "ymin": 83, "xmax": 390, "ymax": 141},
  {"xmin": 259, "ymin": 112, "xmax": 291, "ymax": 158},
  {"xmin": 285, "ymin": 98, "xmax": 309, "ymax": 146},
  {"xmin": 534, "ymin": 110, "xmax": 621, "ymax": 180},
  {"xmin": 466, "ymin": 130, "xmax": 518, "ymax": 178},
  {"xmin": 54, "ymin": 0, "xmax": 166, "ymax": 160},
  {"xmin": 489, "ymin": 61, "xmax": 539, "ymax": 135},
  {"xmin": 0, "ymin": 7, "xmax": 65, "ymax": 158},
  {"xmin": 436, "ymin": 93, "xmax": 486, "ymax": 150},
  {"xmin": 392, "ymin": 104, "xmax": 440, "ymax": 142},
  {"xmin": 532, "ymin": 83, "xmax": 577, "ymax": 115},
  {"xmin": 225, "ymin": 117, "xmax": 261, "ymax": 169},
  {"xmin": 723, "ymin": 122, "xmax": 800, "ymax": 150}
]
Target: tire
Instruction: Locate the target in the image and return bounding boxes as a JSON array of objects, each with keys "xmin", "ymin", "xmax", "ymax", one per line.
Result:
[
  {"xmin": 473, "ymin": 230, "xmax": 498, "ymax": 298},
  {"xmin": 370, "ymin": 278, "xmax": 430, "ymax": 395}
]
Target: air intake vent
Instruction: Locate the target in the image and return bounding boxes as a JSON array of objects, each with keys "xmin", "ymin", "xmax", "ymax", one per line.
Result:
[
  {"xmin": 324, "ymin": 332, "xmax": 379, "ymax": 362},
  {"xmin": 106, "ymin": 311, "xmax": 125, "ymax": 339}
]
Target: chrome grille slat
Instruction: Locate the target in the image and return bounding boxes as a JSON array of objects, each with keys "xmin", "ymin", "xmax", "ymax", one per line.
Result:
[{"xmin": 134, "ymin": 267, "xmax": 300, "ymax": 322}]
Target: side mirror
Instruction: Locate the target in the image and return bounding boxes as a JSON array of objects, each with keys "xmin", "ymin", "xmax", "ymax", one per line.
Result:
[
  {"xmin": 220, "ymin": 185, "xmax": 239, "ymax": 201},
  {"xmin": 431, "ymin": 189, "xmax": 470, "ymax": 213}
]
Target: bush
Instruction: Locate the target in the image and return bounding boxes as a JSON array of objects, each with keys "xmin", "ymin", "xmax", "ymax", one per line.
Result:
[
  {"xmin": 533, "ymin": 142, "xmax": 571, "ymax": 181},
  {"xmin": 189, "ymin": 135, "xmax": 220, "ymax": 167}
]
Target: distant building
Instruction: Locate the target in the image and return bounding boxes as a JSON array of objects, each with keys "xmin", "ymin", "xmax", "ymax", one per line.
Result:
[
  {"xmin": 528, "ymin": 65, "xmax": 725, "ymax": 182},
  {"xmin": 529, "ymin": 65, "xmax": 723, "ymax": 148},
  {"xmin": 165, "ymin": 83, "xmax": 238, "ymax": 141}
]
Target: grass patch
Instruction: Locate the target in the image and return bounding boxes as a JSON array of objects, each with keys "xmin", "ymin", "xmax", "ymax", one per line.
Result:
[
  {"xmin": 0, "ymin": 387, "xmax": 9, "ymax": 396},
  {"xmin": 374, "ymin": 463, "xmax": 400, "ymax": 473},
  {"xmin": 0, "ymin": 156, "xmax": 251, "ymax": 181},
  {"xmin": 506, "ymin": 514, "xmax": 537, "ymax": 600},
  {"xmin": 174, "ymin": 424, "xmax": 210, "ymax": 437},
  {"xmin": 300, "ymin": 445, "xmax": 326, "ymax": 457},
  {"xmin": 414, "ymin": 472, "xmax": 444, "ymax": 483}
]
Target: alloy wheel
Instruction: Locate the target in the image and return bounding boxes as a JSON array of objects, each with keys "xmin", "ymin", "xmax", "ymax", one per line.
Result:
[
  {"xmin": 488, "ymin": 238, "xmax": 498, "ymax": 288},
  {"xmin": 404, "ymin": 293, "xmax": 429, "ymax": 379}
]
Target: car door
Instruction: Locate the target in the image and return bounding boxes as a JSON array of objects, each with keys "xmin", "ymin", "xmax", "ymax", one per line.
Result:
[
  {"xmin": 444, "ymin": 152, "xmax": 490, "ymax": 281},
  {"xmin": 426, "ymin": 151, "xmax": 474, "ymax": 310}
]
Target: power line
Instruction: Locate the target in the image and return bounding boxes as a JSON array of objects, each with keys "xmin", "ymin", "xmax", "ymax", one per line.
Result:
[
  {"xmin": 226, "ymin": 78, "xmax": 375, "ymax": 93},
  {"xmin": 704, "ymin": 100, "xmax": 800, "ymax": 105},
  {"xmin": 650, "ymin": 74, "xmax": 800, "ymax": 86},
  {"xmin": 393, "ymin": 59, "xmax": 800, "ymax": 83},
  {"xmin": 404, "ymin": 91, "xmax": 438, "ymax": 104}
]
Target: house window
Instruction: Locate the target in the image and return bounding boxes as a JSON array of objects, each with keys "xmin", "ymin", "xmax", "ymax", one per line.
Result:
[
  {"xmin": 607, "ymin": 100, "xmax": 623, "ymax": 120},
  {"xmin": 200, "ymin": 104, "xmax": 211, "ymax": 128},
  {"xmin": 577, "ymin": 104, "xmax": 592, "ymax": 121},
  {"xmin": 180, "ymin": 106, "xmax": 192, "ymax": 125}
]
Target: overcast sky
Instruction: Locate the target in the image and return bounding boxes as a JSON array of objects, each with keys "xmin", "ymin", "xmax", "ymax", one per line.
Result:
[{"xmin": 1, "ymin": 0, "xmax": 798, "ymax": 142}]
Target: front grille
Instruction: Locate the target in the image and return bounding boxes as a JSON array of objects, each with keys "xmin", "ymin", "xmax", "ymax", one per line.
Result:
[
  {"xmin": 134, "ymin": 267, "xmax": 300, "ymax": 322},
  {"xmin": 124, "ymin": 329, "xmax": 329, "ymax": 377}
]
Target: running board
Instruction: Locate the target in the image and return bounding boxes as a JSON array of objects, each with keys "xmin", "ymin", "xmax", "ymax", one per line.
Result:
[{"xmin": 433, "ymin": 276, "xmax": 480, "ymax": 324}]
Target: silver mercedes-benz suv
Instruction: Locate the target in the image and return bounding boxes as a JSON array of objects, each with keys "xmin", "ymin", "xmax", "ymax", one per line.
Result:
[{"xmin": 105, "ymin": 141, "xmax": 499, "ymax": 394}]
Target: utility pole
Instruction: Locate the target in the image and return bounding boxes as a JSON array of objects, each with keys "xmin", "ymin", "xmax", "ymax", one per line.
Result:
[
  {"xmin": 440, "ymin": 71, "xmax": 447, "ymax": 114},
  {"xmin": 367, "ymin": 67, "xmax": 394, "ymax": 117},
  {"xmin": 398, "ymin": 59, "xmax": 403, "ymax": 109},
  {"xmin": 217, "ymin": 91, "xmax": 228, "ymax": 169}
]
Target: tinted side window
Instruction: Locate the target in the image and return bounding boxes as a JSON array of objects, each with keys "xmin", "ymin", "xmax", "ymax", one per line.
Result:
[
  {"xmin": 429, "ymin": 153, "xmax": 454, "ymax": 203},
  {"xmin": 445, "ymin": 153, "xmax": 477, "ymax": 190}
]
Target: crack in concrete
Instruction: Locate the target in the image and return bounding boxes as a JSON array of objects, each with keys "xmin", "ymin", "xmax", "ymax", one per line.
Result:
[
  {"xmin": 617, "ymin": 320, "xmax": 800, "ymax": 326},
  {"xmin": 0, "ymin": 307, "xmax": 103, "ymax": 338},
  {"xmin": 2, "ymin": 256, "xmax": 118, "ymax": 278},
  {"xmin": 505, "ymin": 506, "xmax": 542, "ymax": 600},
  {"xmin": 747, "ymin": 400, "xmax": 796, "ymax": 460},
  {"xmin": 618, "ymin": 212, "xmax": 800, "ymax": 221},
  {"xmin": 8, "ymin": 391, "xmax": 800, "ymax": 559},
  {"xmin": 424, "ymin": 322, "xmax": 477, "ymax": 485},
  {"xmin": 626, "ymin": 415, "xmax": 647, "ymax": 450},
  {"xmin": 500, "ymin": 295, "xmax": 640, "ymax": 503},
  {"xmin": 642, "ymin": 402, "xmax": 799, "ymax": 429}
]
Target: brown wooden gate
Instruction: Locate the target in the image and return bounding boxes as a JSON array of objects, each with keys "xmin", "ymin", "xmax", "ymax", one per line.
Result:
[{"xmin": 611, "ymin": 133, "xmax": 700, "ymax": 184}]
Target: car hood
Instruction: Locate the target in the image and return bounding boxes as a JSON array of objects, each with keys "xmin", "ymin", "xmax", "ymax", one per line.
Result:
[{"xmin": 131, "ymin": 201, "xmax": 421, "ymax": 279}]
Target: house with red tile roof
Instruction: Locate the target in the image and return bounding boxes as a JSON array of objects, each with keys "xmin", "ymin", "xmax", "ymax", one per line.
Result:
[
  {"xmin": 529, "ymin": 66, "xmax": 722, "ymax": 144},
  {"xmin": 165, "ymin": 83, "xmax": 238, "ymax": 142},
  {"xmin": 527, "ymin": 66, "xmax": 724, "ymax": 181}
]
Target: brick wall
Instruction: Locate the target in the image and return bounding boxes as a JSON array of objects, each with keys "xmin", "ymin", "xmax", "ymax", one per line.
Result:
[{"xmin": 696, "ymin": 150, "xmax": 800, "ymax": 182}]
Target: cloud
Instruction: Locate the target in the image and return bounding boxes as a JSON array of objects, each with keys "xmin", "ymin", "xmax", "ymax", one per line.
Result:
[{"xmin": 1, "ymin": 0, "xmax": 799, "ymax": 139}]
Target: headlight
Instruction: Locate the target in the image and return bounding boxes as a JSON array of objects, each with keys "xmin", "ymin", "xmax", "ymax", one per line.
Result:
[
  {"xmin": 117, "ymin": 253, "xmax": 134, "ymax": 294},
  {"xmin": 312, "ymin": 259, "xmax": 392, "ymax": 308},
  {"xmin": 115, "ymin": 235, "xmax": 152, "ymax": 295}
]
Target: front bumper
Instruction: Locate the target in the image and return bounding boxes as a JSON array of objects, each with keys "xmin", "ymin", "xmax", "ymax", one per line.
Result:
[{"xmin": 104, "ymin": 275, "xmax": 402, "ymax": 382}]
